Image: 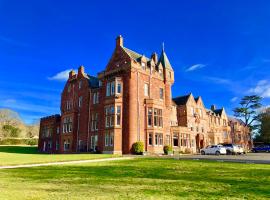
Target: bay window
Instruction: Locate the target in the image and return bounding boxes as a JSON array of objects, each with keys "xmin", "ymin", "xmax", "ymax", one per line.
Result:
[
  {"xmin": 173, "ymin": 133, "xmax": 179, "ymax": 147},
  {"xmin": 155, "ymin": 133, "xmax": 163, "ymax": 146},
  {"xmin": 116, "ymin": 106, "xmax": 121, "ymax": 126},
  {"xmin": 105, "ymin": 105, "xmax": 121, "ymax": 127}
]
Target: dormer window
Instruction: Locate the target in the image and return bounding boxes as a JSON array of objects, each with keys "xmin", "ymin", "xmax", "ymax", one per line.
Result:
[
  {"xmin": 141, "ymin": 62, "xmax": 146, "ymax": 70},
  {"xmin": 68, "ymin": 85, "xmax": 71, "ymax": 93},
  {"xmin": 159, "ymin": 69, "xmax": 163, "ymax": 77}
]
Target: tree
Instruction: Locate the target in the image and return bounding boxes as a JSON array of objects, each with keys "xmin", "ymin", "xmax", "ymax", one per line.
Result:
[
  {"xmin": 2, "ymin": 124, "xmax": 21, "ymax": 137},
  {"xmin": 233, "ymin": 95, "xmax": 262, "ymax": 132},
  {"xmin": 257, "ymin": 107, "xmax": 270, "ymax": 143}
]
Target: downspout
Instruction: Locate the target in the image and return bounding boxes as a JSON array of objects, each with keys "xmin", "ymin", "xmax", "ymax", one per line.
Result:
[
  {"xmin": 87, "ymin": 89, "xmax": 91, "ymax": 151},
  {"xmin": 77, "ymin": 112, "xmax": 80, "ymax": 152},
  {"xmin": 137, "ymin": 70, "xmax": 140, "ymax": 141}
]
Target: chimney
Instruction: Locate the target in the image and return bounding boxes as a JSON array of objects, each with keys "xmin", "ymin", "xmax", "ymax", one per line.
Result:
[
  {"xmin": 151, "ymin": 52, "xmax": 158, "ymax": 64},
  {"xmin": 211, "ymin": 105, "xmax": 216, "ymax": 111},
  {"xmin": 78, "ymin": 65, "xmax": 85, "ymax": 75},
  {"xmin": 116, "ymin": 35, "xmax": 123, "ymax": 47},
  {"xmin": 69, "ymin": 70, "xmax": 76, "ymax": 79}
]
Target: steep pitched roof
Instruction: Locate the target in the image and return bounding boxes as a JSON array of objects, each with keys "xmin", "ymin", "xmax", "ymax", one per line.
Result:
[
  {"xmin": 173, "ymin": 94, "xmax": 191, "ymax": 105},
  {"xmin": 87, "ymin": 74, "xmax": 99, "ymax": 88},
  {"xmin": 158, "ymin": 48, "xmax": 173, "ymax": 70},
  {"xmin": 213, "ymin": 109, "xmax": 223, "ymax": 116},
  {"xmin": 122, "ymin": 47, "xmax": 150, "ymax": 62}
]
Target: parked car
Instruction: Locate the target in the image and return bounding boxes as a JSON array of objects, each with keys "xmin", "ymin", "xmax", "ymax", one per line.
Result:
[
  {"xmin": 237, "ymin": 145, "xmax": 245, "ymax": 154},
  {"xmin": 221, "ymin": 143, "xmax": 242, "ymax": 155},
  {"xmin": 201, "ymin": 145, "xmax": 227, "ymax": 155},
  {"xmin": 252, "ymin": 145, "xmax": 270, "ymax": 153}
]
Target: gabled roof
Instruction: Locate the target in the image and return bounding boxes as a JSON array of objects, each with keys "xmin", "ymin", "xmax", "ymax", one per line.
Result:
[
  {"xmin": 213, "ymin": 109, "xmax": 223, "ymax": 116},
  {"xmin": 158, "ymin": 48, "xmax": 173, "ymax": 70},
  {"xmin": 87, "ymin": 74, "xmax": 99, "ymax": 89},
  {"xmin": 122, "ymin": 47, "xmax": 150, "ymax": 62},
  {"xmin": 194, "ymin": 97, "xmax": 199, "ymax": 102},
  {"xmin": 173, "ymin": 94, "xmax": 192, "ymax": 105}
]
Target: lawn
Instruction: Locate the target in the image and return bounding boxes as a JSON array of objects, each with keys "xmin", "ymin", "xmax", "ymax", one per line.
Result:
[
  {"xmin": 0, "ymin": 157, "xmax": 270, "ymax": 199},
  {"xmin": 0, "ymin": 145, "xmax": 118, "ymax": 166}
]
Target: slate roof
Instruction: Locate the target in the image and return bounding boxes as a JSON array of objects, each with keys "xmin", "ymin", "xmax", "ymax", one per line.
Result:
[
  {"xmin": 158, "ymin": 49, "xmax": 173, "ymax": 70},
  {"xmin": 213, "ymin": 109, "xmax": 223, "ymax": 116},
  {"xmin": 87, "ymin": 74, "xmax": 99, "ymax": 88},
  {"xmin": 122, "ymin": 47, "xmax": 150, "ymax": 62},
  {"xmin": 172, "ymin": 94, "xmax": 191, "ymax": 105}
]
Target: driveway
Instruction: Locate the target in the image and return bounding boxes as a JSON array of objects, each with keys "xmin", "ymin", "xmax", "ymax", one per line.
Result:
[{"xmin": 174, "ymin": 153, "xmax": 270, "ymax": 164}]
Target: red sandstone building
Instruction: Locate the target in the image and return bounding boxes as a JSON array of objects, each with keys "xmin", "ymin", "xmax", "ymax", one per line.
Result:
[{"xmin": 38, "ymin": 36, "xmax": 252, "ymax": 154}]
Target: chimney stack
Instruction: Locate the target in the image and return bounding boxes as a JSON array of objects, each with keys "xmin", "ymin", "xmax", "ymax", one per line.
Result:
[
  {"xmin": 116, "ymin": 35, "xmax": 123, "ymax": 47},
  {"xmin": 69, "ymin": 70, "xmax": 76, "ymax": 79},
  {"xmin": 211, "ymin": 105, "xmax": 216, "ymax": 111},
  {"xmin": 78, "ymin": 65, "xmax": 85, "ymax": 76}
]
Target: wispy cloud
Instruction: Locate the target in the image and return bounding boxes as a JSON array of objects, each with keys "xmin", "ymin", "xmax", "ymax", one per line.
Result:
[
  {"xmin": 186, "ymin": 64, "xmax": 206, "ymax": 72},
  {"xmin": 230, "ymin": 97, "xmax": 238, "ymax": 102},
  {"xmin": 248, "ymin": 80, "xmax": 270, "ymax": 98},
  {"xmin": 0, "ymin": 99, "xmax": 59, "ymax": 114},
  {"xmin": 205, "ymin": 76, "xmax": 232, "ymax": 85},
  {"xmin": 48, "ymin": 69, "xmax": 72, "ymax": 81}
]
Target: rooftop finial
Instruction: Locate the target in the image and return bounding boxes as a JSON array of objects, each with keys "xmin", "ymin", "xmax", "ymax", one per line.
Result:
[{"xmin": 162, "ymin": 42, "xmax": 165, "ymax": 51}]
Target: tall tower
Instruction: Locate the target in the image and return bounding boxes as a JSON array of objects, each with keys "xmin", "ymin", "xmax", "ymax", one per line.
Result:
[{"xmin": 158, "ymin": 44, "xmax": 174, "ymax": 107}]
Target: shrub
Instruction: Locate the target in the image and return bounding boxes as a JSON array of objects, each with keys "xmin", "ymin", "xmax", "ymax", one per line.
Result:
[
  {"xmin": 0, "ymin": 138, "xmax": 38, "ymax": 145},
  {"xmin": 163, "ymin": 145, "xmax": 172, "ymax": 155},
  {"xmin": 132, "ymin": 141, "xmax": 144, "ymax": 155},
  {"xmin": 184, "ymin": 148, "xmax": 192, "ymax": 154}
]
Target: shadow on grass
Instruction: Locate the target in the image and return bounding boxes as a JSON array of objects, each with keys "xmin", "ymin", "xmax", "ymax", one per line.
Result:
[
  {"xmin": 0, "ymin": 145, "xmax": 38, "ymax": 154},
  {"xmin": 2, "ymin": 158, "xmax": 270, "ymax": 199}
]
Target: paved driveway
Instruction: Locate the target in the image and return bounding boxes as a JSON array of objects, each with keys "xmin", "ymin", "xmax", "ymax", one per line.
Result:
[{"xmin": 173, "ymin": 153, "xmax": 270, "ymax": 164}]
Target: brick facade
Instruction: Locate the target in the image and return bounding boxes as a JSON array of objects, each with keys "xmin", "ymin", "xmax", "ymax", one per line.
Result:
[{"xmin": 38, "ymin": 35, "xmax": 252, "ymax": 154}]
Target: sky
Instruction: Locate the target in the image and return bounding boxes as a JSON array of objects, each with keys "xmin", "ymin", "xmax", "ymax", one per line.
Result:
[{"xmin": 0, "ymin": 0, "xmax": 270, "ymax": 124}]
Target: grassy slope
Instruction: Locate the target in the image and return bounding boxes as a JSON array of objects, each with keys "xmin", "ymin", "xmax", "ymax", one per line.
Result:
[
  {"xmin": 0, "ymin": 146, "xmax": 118, "ymax": 166},
  {"xmin": 0, "ymin": 158, "xmax": 270, "ymax": 199}
]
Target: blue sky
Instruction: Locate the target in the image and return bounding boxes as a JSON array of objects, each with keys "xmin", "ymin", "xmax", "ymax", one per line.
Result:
[{"xmin": 1, "ymin": 0, "xmax": 270, "ymax": 124}]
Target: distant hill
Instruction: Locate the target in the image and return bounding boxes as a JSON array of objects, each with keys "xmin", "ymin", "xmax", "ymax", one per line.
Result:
[{"xmin": 0, "ymin": 109, "xmax": 39, "ymax": 139}]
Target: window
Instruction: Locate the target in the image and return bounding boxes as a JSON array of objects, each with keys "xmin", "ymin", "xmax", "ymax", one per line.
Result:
[
  {"xmin": 105, "ymin": 132, "xmax": 109, "ymax": 146},
  {"xmin": 91, "ymin": 113, "xmax": 98, "ymax": 131},
  {"xmin": 106, "ymin": 82, "xmax": 111, "ymax": 96},
  {"xmin": 64, "ymin": 139, "xmax": 70, "ymax": 151},
  {"xmin": 191, "ymin": 107, "xmax": 194, "ymax": 116},
  {"xmin": 116, "ymin": 106, "xmax": 121, "ymax": 126},
  {"xmin": 79, "ymin": 96, "xmax": 83, "ymax": 107},
  {"xmin": 199, "ymin": 109, "xmax": 202, "ymax": 117},
  {"xmin": 155, "ymin": 133, "xmax": 163, "ymax": 146},
  {"xmin": 68, "ymin": 85, "xmax": 71, "ymax": 93},
  {"xmin": 148, "ymin": 133, "xmax": 153, "ymax": 145},
  {"xmin": 66, "ymin": 101, "xmax": 72, "ymax": 111},
  {"xmin": 63, "ymin": 117, "xmax": 72, "ymax": 133},
  {"xmin": 190, "ymin": 124, "xmax": 193, "ymax": 131},
  {"xmin": 173, "ymin": 133, "xmax": 179, "ymax": 147},
  {"xmin": 148, "ymin": 108, "xmax": 153, "ymax": 127},
  {"xmin": 141, "ymin": 62, "xmax": 146, "ymax": 70},
  {"xmin": 56, "ymin": 140, "xmax": 59, "ymax": 150},
  {"xmin": 105, "ymin": 105, "xmax": 115, "ymax": 127},
  {"xmin": 93, "ymin": 92, "xmax": 99, "ymax": 104},
  {"xmin": 166, "ymin": 135, "xmax": 170, "ymax": 145},
  {"xmin": 202, "ymin": 127, "xmax": 204, "ymax": 133},
  {"xmin": 99, "ymin": 80, "xmax": 102, "ymax": 87},
  {"xmin": 144, "ymin": 83, "xmax": 149, "ymax": 96},
  {"xmin": 109, "ymin": 131, "xmax": 114, "ymax": 146},
  {"xmin": 196, "ymin": 127, "xmax": 199, "ymax": 132},
  {"xmin": 153, "ymin": 108, "xmax": 163, "ymax": 127},
  {"xmin": 223, "ymin": 132, "xmax": 228, "ymax": 138},
  {"xmin": 117, "ymin": 82, "xmax": 122, "ymax": 94},
  {"xmin": 105, "ymin": 131, "xmax": 114, "ymax": 146},
  {"xmin": 111, "ymin": 81, "xmax": 115, "ymax": 95},
  {"xmin": 159, "ymin": 69, "xmax": 163, "ymax": 77},
  {"xmin": 57, "ymin": 127, "xmax": 60, "ymax": 134},
  {"xmin": 79, "ymin": 80, "xmax": 82, "ymax": 89},
  {"xmin": 159, "ymin": 88, "xmax": 164, "ymax": 99}
]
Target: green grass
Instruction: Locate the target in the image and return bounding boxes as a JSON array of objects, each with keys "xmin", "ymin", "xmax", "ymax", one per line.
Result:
[
  {"xmin": 0, "ymin": 157, "xmax": 270, "ymax": 199},
  {"xmin": 0, "ymin": 145, "xmax": 118, "ymax": 166}
]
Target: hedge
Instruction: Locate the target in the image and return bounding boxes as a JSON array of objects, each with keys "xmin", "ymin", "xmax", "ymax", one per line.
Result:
[{"xmin": 0, "ymin": 138, "xmax": 38, "ymax": 146}]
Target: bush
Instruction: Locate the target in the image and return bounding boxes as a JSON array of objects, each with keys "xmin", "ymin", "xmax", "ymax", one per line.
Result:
[
  {"xmin": 163, "ymin": 145, "xmax": 173, "ymax": 155},
  {"xmin": 0, "ymin": 138, "xmax": 38, "ymax": 145},
  {"xmin": 184, "ymin": 148, "xmax": 192, "ymax": 154},
  {"xmin": 132, "ymin": 141, "xmax": 144, "ymax": 155}
]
